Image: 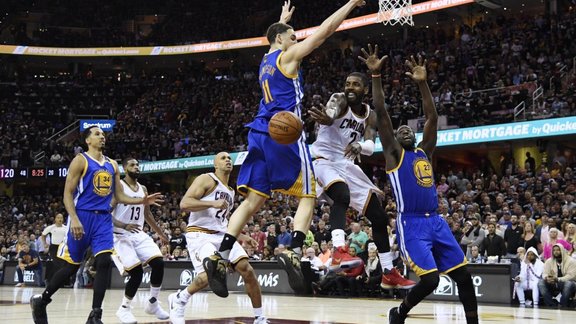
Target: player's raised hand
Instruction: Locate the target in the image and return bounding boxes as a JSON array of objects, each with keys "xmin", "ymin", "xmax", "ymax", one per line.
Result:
[
  {"xmin": 358, "ymin": 44, "xmax": 387, "ymax": 73},
  {"xmin": 350, "ymin": 0, "xmax": 367, "ymax": 7},
  {"xmin": 308, "ymin": 104, "xmax": 333, "ymax": 126},
  {"xmin": 213, "ymin": 199, "xmax": 229, "ymax": 210},
  {"xmin": 405, "ymin": 54, "xmax": 427, "ymax": 83},
  {"xmin": 70, "ymin": 217, "xmax": 85, "ymax": 240},
  {"xmin": 144, "ymin": 192, "xmax": 164, "ymax": 206},
  {"xmin": 279, "ymin": 0, "xmax": 295, "ymax": 24}
]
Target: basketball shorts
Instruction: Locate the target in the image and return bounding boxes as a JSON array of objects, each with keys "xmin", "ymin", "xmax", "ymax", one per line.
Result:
[
  {"xmin": 313, "ymin": 158, "xmax": 384, "ymax": 214},
  {"xmin": 395, "ymin": 212, "xmax": 467, "ymax": 276},
  {"xmin": 186, "ymin": 231, "xmax": 247, "ymax": 274},
  {"xmin": 57, "ymin": 210, "xmax": 114, "ymax": 264},
  {"xmin": 237, "ymin": 129, "xmax": 315, "ymax": 198},
  {"xmin": 112, "ymin": 231, "xmax": 162, "ymax": 271}
]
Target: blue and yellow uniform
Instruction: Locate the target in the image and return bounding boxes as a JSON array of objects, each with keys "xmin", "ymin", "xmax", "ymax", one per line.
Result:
[
  {"xmin": 387, "ymin": 148, "xmax": 466, "ymax": 276},
  {"xmin": 238, "ymin": 49, "xmax": 315, "ymax": 198},
  {"xmin": 58, "ymin": 153, "xmax": 117, "ymax": 264}
]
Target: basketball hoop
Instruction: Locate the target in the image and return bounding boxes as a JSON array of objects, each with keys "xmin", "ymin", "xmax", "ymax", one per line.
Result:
[{"xmin": 378, "ymin": 0, "xmax": 414, "ymax": 26}]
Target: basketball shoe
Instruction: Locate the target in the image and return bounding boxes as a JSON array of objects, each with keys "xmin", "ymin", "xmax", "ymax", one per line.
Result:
[
  {"xmin": 203, "ymin": 252, "xmax": 229, "ymax": 297},
  {"xmin": 277, "ymin": 249, "xmax": 305, "ymax": 293},
  {"xmin": 86, "ymin": 308, "xmax": 104, "ymax": 324},
  {"xmin": 116, "ymin": 305, "xmax": 137, "ymax": 324},
  {"xmin": 329, "ymin": 246, "xmax": 363, "ymax": 271},
  {"xmin": 144, "ymin": 297, "xmax": 169, "ymax": 320},
  {"xmin": 254, "ymin": 316, "xmax": 270, "ymax": 323},
  {"xmin": 381, "ymin": 268, "xmax": 416, "ymax": 289},
  {"xmin": 388, "ymin": 307, "xmax": 406, "ymax": 324},
  {"xmin": 168, "ymin": 291, "xmax": 187, "ymax": 324},
  {"xmin": 30, "ymin": 294, "xmax": 50, "ymax": 324}
]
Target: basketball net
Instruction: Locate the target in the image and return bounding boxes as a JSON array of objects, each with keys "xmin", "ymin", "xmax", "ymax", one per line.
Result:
[{"xmin": 378, "ymin": 0, "xmax": 414, "ymax": 26}]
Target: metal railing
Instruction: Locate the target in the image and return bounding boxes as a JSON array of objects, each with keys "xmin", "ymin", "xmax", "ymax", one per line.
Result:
[{"xmin": 513, "ymin": 101, "xmax": 526, "ymax": 121}]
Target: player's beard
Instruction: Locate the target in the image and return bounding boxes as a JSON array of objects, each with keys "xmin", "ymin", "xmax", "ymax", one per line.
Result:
[{"xmin": 127, "ymin": 171, "xmax": 140, "ymax": 180}]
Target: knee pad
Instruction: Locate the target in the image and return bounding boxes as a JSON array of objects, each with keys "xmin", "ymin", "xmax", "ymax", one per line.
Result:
[
  {"xmin": 326, "ymin": 182, "xmax": 350, "ymax": 206},
  {"xmin": 147, "ymin": 257, "xmax": 164, "ymax": 270},
  {"xmin": 147, "ymin": 256, "xmax": 165, "ymax": 286}
]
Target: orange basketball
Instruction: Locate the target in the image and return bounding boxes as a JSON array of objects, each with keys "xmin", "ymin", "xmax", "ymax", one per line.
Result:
[{"xmin": 268, "ymin": 111, "xmax": 303, "ymax": 145}]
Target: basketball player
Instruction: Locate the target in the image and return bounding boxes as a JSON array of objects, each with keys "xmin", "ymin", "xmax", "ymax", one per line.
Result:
[
  {"xmin": 168, "ymin": 152, "xmax": 268, "ymax": 324},
  {"xmin": 204, "ymin": 0, "xmax": 368, "ymax": 297},
  {"xmin": 358, "ymin": 46, "xmax": 479, "ymax": 324},
  {"xmin": 112, "ymin": 157, "xmax": 170, "ymax": 324},
  {"xmin": 30, "ymin": 126, "xmax": 163, "ymax": 324},
  {"xmin": 41, "ymin": 213, "xmax": 67, "ymax": 284},
  {"xmin": 308, "ymin": 74, "xmax": 415, "ymax": 289}
]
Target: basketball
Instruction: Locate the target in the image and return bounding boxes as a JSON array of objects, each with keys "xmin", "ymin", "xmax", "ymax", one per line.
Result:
[{"xmin": 268, "ymin": 111, "xmax": 303, "ymax": 145}]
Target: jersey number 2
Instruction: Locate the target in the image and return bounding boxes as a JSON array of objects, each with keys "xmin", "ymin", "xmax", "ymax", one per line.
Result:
[
  {"xmin": 215, "ymin": 209, "xmax": 228, "ymax": 224},
  {"xmin": 130, "ymin": 206, "xmax": 141, "ymax": 220}
]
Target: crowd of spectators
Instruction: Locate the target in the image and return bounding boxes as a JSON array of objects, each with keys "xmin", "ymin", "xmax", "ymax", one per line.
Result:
[{"xmin": 1, "ymin": 12, "xmax": 574, "ymax": 169}]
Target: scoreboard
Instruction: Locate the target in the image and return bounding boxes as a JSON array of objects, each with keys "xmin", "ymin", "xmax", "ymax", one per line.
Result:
[{"xmin": 0, "ymin": 167, "xmax": 68, "ymax": 180}]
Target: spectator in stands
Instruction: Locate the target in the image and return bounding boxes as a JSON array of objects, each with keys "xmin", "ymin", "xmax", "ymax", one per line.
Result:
[
  {"xmin": 169, "ymin": 227, "xmax": 186, "ymax": 253},
  {"xmin": 460, "ymin": 214, "xmax": 485, "ymax": 258},
  {"xmin": 302, "ymin": 247, "xmax": 326, "ymax": 275},
  {"xmin": 538, "ymin": 244, "xmax": 576, "ymax": 308},
  {"xmin": 514, "ymin": 247, "xmax": 543, "ymax": 307},
  {"xmin": 542, "ymin": 228, "xmax": 572, "ymax": 260},
  {"xmin": 250, "ymin": 224, "xmax": 266, "ymax": 255},
  {"xmin": 520, "ymin": 222, "xmax": 540, "ymax": 253},
  {"xmin": 16, "ymin": 241, "xmax": 42, "ymax": 287},
  {"xmin": 356, "ymin": 243, "xmax": 382, "ymax": 294},
  {"xmin": 277, "ymin": 225, "xmax": 291, "ymax": 247},
  {"xmin": 347, "ymin": 223, "xmax": 368, "ymax": 260},
  {"xmin": 266, "ymin": 224, "xmax": 278, "ymax": 250},
  {"xmin": 481, "ymin": 223, "xmax": 506, "ymax": 260},
  {"xmin": 334, "ymin": 246, "xmax": 364, "ymax": 297},
  {"xmin": 505, "ymin": 215, "xmax": 524, "ymax": 258},
  {"xmin": 468, "ymin": 246, "xmax": 484, "ymax": 264},
  {"xmin": 314, "ymin": 220, "xmax": 331, "ymax": 245}
]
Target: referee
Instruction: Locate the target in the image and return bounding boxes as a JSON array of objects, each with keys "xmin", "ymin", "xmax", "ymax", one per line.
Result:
[{"xmin": 41, "ymin": 213, "xmax": 68, "ymax": 283}]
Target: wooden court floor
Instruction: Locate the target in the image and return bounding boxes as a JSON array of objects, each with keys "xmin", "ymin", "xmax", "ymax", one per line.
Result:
[{"xmin": 2, "ymin": 286, "xmax": 575, "ymax": 323}]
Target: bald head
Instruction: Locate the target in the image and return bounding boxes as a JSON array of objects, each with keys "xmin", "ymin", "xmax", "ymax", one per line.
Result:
[{"xmin": 214, "ymin": 152, "xmax": 233, "ymax": 173}]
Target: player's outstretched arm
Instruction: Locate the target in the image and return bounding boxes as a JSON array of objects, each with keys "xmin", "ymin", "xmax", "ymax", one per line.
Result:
[
  {"xmin": 113, "ymin": 160, "xmax": 164, "ymax": 206},
  {"xmin": 180, "ymin": 174, "xmax": 228, "ymax": 212},
  {"xmin": 279, "ymin": 0, "xmax": 295, "ymax": 24},
  {"xmin": 406, "ymin": 55, "xmax": 438, "ymax": 157},
  {"xmin": 283, "ymin": 0, "xmax": 365, "ymax": 63},
  {"xmin": 358, "ymin": 44, "xmax": 400, "ymax": 154}
]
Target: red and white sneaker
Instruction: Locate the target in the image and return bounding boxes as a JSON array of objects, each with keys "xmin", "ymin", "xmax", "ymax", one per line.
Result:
[
  {"xmin": 381, "ymin": 268, "xmax": 416, "ymax": 289},
  {"xmin": 329, "ymin": 246, "xmax": 363, "ymax": 271}
]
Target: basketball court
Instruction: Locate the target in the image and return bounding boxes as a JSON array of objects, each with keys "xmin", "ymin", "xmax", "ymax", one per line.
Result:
[{"xmin": 2, "ymin": 286, "xmax": 574, "ymax": 323}]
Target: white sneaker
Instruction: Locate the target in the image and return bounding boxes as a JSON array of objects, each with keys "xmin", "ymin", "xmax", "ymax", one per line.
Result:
[
  {"xmin": 116, "ymin": 305, "xmax": 138, "ymax": 324},
  {"xmin": 254, "ymin": 316, "xmax": 270, "ymax": 324},
  {"xmin": 145, "ymin": 298, "xmax": 169, "ymax": 320},
  {"xmin": 168, "ymin": 292, "xmax": 187, "ymax": 324}
]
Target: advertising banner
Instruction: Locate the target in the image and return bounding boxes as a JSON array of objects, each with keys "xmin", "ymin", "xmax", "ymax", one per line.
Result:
[{"xmin": 79, "ymin": 119, "xmax": 116, "ymax": 131}]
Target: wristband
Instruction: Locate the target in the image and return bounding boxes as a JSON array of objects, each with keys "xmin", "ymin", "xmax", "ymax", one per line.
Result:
[
  {"xmin": 371, "ymin": 74, "xmax": 381, "ymax": 78},
  {"xmin": 359, "ymin": 140, "xmax": 375, "ymax": 156}
]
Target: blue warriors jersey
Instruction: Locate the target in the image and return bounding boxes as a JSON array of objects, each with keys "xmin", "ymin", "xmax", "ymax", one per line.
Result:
[
  {"xmin": 74, "ymin": 153, "xmax": 117, "ymax": 211},
  {"xmin": 387, "ymin": 148, "xmax": 438, "ymax": 213},
  {"xmin": 247, "ymin": 49, "xmax": 304, "ymax": 133}
]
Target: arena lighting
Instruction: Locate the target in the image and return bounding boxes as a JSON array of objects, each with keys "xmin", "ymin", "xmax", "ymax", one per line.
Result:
[{"xmin": 0, "ymin": 0, "xmax": 474, "ymax": 57}]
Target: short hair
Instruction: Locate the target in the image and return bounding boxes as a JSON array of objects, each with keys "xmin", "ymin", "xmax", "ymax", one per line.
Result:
[
  {"xmin": 82, "ymin": 125, "xmax": 99, "ymax": 142},
  {"xmin": 122, "ymin": 157, "xmax": 138, "ymax": 168},
  {"xmin": 266, "ymin": 22, "xmax": 292, "ymax": 44},
  {"xmin": 348, "ymin": 72, "xmax": 369, "ymax": 87}
]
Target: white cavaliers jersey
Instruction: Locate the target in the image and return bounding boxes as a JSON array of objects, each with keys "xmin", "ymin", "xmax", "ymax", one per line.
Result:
[
  {"xmin": 187, "ymin": 173, "xmax": 234, "ymax": 233},
  {"xmin": 311, "ymin": 104, "xmax": 370, "ymax": 161},
  {"xmin": 113, "ymin": 180, "xmax": 145, "ymax": 233}
]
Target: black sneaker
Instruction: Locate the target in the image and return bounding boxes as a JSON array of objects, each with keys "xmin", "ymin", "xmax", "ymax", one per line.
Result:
[
  {"xmin": 203, "ymin": 252, "xmax": 229, "ymax": 298},
  {"xmin": 277, "ymin": 249, "xmax": 305, "ymax": 294},
  {"xmin": 86, "ymin": 308, "xmax": 104, "ymax": 324},
  {"xmin": 388, "ymin": 307, "xmax": 406, "ymax": 324},
  {"xmin": 30, "ymin": 294, "xmax": 51, "ymax": 324}
]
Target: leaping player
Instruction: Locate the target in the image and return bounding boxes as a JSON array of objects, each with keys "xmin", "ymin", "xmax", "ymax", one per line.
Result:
[{"xmin": 308, "ymin": 70, "xmax": 416, "ymax": 289}]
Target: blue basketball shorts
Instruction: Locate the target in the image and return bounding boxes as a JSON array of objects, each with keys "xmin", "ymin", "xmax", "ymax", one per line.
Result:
[
  {"xmin": 57, "ymin": 209, "xmax": 114, "ymax": 264},
  {"xmin": 237, "ymin": 129, "xmax": 316, "ymax": 198},
  {"xmin": 395, "ymin": 212, "xmax": 467, "ymax": 276}
]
